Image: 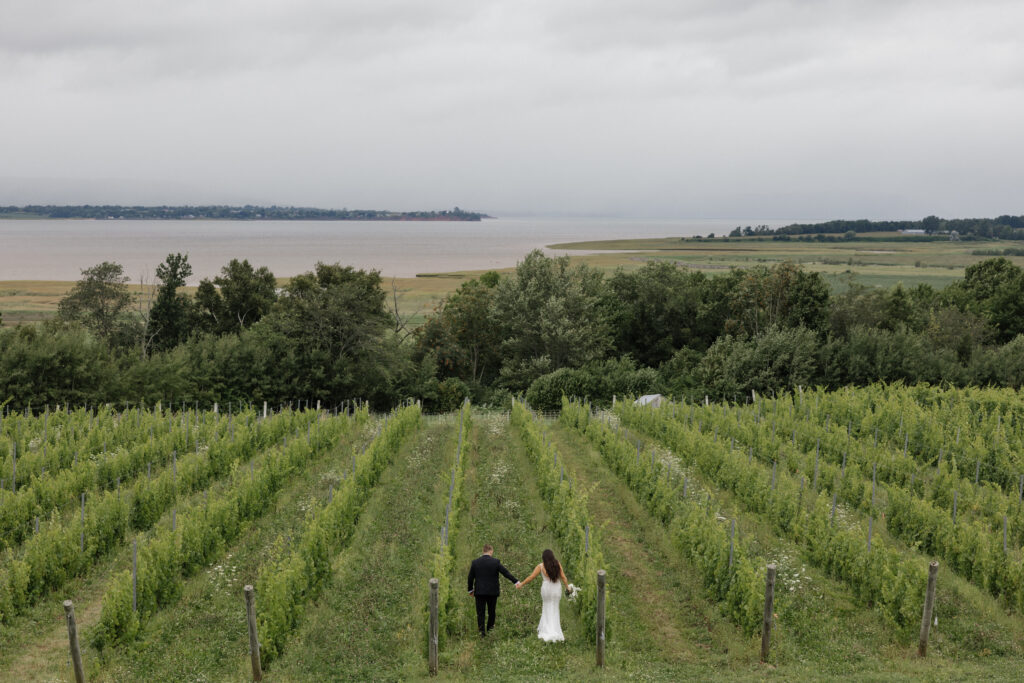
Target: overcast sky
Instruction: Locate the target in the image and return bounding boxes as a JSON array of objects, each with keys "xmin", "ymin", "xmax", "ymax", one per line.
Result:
[{"xmin": 1, "ymin": 0, "xmax": 1022, "ymax": 219}]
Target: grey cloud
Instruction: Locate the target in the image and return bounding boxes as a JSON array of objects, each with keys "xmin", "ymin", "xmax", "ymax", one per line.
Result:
[
  {"xmin": 0, "ymin": 0, "xmax": 482, "ymax": 88},
  {"xmin": 0, "ymin": 0, "xmax": 1022, "ymax": 218},
  {"xmin": 0, "ymin": 0, "xmax": 470, "ymax": 54}
]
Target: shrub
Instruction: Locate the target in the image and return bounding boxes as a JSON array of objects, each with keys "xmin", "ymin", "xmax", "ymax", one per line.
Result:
[
  {"xmin": 526, "ymin": 368, "xmax": 596, "ymax": 411},
  {"xmin": 435, "ymin": 378, "xmax": 470, "ymax": 413}
]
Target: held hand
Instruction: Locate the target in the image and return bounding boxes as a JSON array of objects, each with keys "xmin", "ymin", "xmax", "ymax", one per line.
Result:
[
  {"xmin": 515, "ymin": 582, "xmax": 522, "ymax": 589},
  {"xmin": 469, "ymin": 591, "xmax": 474, "ymax": 597}
]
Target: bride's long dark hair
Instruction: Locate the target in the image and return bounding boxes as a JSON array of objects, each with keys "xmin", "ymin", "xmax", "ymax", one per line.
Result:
[{"xmin": 542, "ymin": 549, "xmax": 560, "ymax": 583}]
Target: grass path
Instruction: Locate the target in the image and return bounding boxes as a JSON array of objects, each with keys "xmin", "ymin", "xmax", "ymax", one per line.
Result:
[
  {"xmin": 545, "ymin": 421, "xmax": 753, "ymax": 677},
  {"xmin": 601, "ymin": 417, "xmax": 1024, "ymax": 680},
  {"xmin": 0, "ymin": 537, "xmax": 122, "ymax": 680},
  {"xmin": 438, "ymin": 412, "xmax": 597, "ymax": 680},
  {"xmin": 268, "ymin": 417, "xmax": 456, "ymax": 681},
  {"xmin": 0, "ymin": 419, "xmax": 372, "ymax": 682},
  {"xmin": 550, "ymin": 420, "xmax": 906, "ymax": 679},
  {"xmin": 90, "ymin": 419, "xmax": 380, "ymax": 681}
]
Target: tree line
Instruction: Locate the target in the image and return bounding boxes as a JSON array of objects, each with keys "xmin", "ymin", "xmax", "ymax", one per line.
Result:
[
  {"xmin": 741, "ymin": 215, "xmax": 1024, "ymax": 241},
  {"xmin": 0, "ymin": 205, "xmax": 488, "ymax": 221},
  {"xmin": 2, "ymin": 251, "xmax": 1023, "ymax": 412}
]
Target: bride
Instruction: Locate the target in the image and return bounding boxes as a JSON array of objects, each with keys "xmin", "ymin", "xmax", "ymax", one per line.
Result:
[{"xmin": 515, "ymin": 549, "xmax": 571, "ymax": 642}]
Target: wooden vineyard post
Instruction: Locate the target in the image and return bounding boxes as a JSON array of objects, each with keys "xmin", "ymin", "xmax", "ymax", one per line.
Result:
[
  {"xmin": 244, "ymin": 585, "xmax": 263, "ymax": 681},
  {"xmin": 63, "ymin": 600, "xmax": 86, "ymax": 683},
  {"xmin": 728, "ymin": 520, "xmax": 735, "ymax": 569},
  {"xmin": 428, "ymin": 578, "xmax": 439, "ymax": 675},
  {"xmin": 918, "ymin": 561, "xmax": 939, "ymax": 657},
  {"xmin": 596, "ymin": 570, "xmax": 607, "ymax": 668},
  {"xmin": 132, "ymin": 539, "xmax": 137, "ymax": 612},
  {"xmin": 761, "ymin": 564, "xmax": 776, "ymax": 663}
]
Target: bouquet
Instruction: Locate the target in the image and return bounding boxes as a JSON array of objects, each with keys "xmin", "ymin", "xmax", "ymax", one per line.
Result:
[{"xmin": 566, "ymin": 583, "xmax": 580, "ymax": 602}]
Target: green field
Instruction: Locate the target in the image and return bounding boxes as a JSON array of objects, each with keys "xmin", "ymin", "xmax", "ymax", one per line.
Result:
[
  {"xmin": 3, "ymin": 387, "xmax": 1024, "ymax": 680},
  {"xmin": 550, "ymin": 233, "xmax": 1024, "ymax": 291}
]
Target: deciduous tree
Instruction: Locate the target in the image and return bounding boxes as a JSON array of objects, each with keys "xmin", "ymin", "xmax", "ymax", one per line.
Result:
[
  {"xmin": 195, "ymin": 259, "xmax": 277, "ymax": 334},
  {"xmin": 150, "ymin": 253, "xmax": 196, "ymax": 351},
  {"xmin": 57, "ymin": 261, "xmax": 137, "ymax": 348}
]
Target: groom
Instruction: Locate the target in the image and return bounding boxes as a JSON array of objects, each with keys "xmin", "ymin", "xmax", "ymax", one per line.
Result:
[{"xmin": 467, "ymin": 544, "xmax": 519, "ymax": 637}]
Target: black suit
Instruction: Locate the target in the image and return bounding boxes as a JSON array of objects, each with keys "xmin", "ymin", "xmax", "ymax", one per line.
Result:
[{"xmin": 468, "ymin": 554, "xmax": 518, "ymax": 634}]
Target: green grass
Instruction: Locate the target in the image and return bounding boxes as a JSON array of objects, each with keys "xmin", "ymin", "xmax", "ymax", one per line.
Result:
[
  {"xmin": 543, "ymin": 422, "xmax": 754, "ymax": 675},
  {"xmin": 547, "ymin": 420, "xmax": 913, "ymax": 679},
  {"xmin": 9, "ymin": 409, "xmax": 1024, "ymax": 680},
  {"xmin": 437, "ymin": 412, "xmax": 596, "ymax": 680},
  {"xmin": 546, "ymin": 235, "xmax": 1024, "ymax": 291},
  {"xmin": 0, "ymin": 418, "xmax": 374, "ymax": 682},
  {"xmin": 268, "ymin": 417, "xmax": 456, "ymax": 681},
  {"xmin": 586, "ymin": 416, "xmax": 1024, "ymax": 680},
  {"xmin": 93, "ymin": 419, "xmax": 380, "ymax": 682}
]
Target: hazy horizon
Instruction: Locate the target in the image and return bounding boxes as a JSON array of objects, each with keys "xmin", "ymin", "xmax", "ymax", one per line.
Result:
[
  {"xmin": 2, "ymin": 1, "xmax": 1022, "ymax": 220},
  {"xmin": 1, "ymin": 201, "xmax": 1016, "ymax": 224}
]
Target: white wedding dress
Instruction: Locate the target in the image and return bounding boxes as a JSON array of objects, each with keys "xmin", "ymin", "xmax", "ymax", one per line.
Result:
[{"xmin": 537, "ymin": 577, "xmax": 564, "ymax": 642}]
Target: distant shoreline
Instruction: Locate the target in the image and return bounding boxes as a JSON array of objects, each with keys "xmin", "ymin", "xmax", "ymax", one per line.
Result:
[
  {"xmin": 0, "ymin": 216, "xmax": 491, "ymax": 222},
  {"xmin": 0, "ymin": 205, "xmax": 492, "ymax": 221}
]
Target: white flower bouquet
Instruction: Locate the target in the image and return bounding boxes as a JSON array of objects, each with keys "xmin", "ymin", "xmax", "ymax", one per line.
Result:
[{"xmin": 566, "ymin": 583, "xmax": 580, "ymax": 602}]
